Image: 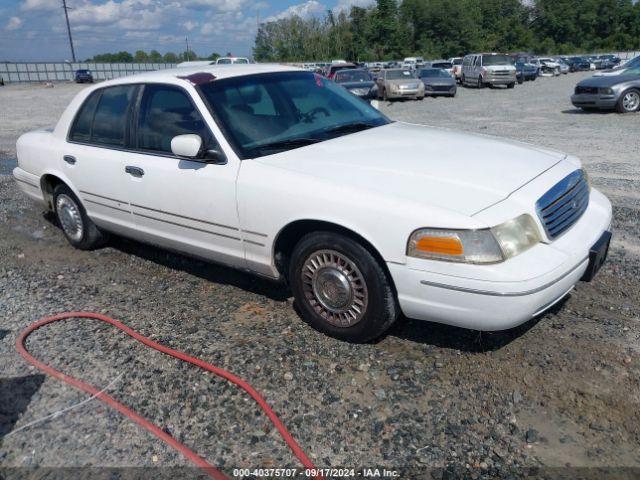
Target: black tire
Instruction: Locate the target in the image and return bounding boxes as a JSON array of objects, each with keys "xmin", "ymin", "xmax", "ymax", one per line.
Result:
[
  {"xmin": 289, "ymin": 231, "xmax": 399, "ymax": 343},
  {"xmin": 477, "ymin": 76, "xmax": 484, "ymax": 89},
  {"xmin": 507, "ymin": 82, "xmax": 515, "ymax": 89},
  {"xmin": 53, "ymin": 184, "xmax": 107, "ymax": 250},
  {"xmin": 517, "ymin": 77, "xmax": 524, "ymax": 85},
  {"xmin": 382, "ymin": 88, "xmax": 388, "ymax": 102},
  {"xmin": 616, "ymin": 88, "xmax": 640, "ymax": 113}
]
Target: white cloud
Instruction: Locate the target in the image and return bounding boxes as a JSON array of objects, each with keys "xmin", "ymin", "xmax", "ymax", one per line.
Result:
[
  {"xmin": 335, "ymin": 0, "xmax": 374, "ymax": 11},
  {"xmin": 183, "ymin": 20, "xmax": 198, "ymax": 31},
  {"xmin": 20, "ymin": 0, "xmax": 58, "ymax": 11},
  {"xmin": 265, "ymin": 0, "xmax": 326, "ymax": 21},
  {"xmin": 180, "ymin": 0, "xmax": 249, "ymax": 12},
  {"xmin": 5, "ymin": 16, "xmax": 23, "ymax": 31}
]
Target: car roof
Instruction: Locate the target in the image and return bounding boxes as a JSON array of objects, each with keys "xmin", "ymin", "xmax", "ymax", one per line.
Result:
[{"xmin": 94, "ymin": 63, "xmax": 303, "ymax": 88}]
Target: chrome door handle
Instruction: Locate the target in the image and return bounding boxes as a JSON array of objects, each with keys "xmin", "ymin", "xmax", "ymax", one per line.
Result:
[
  {"xmin": 125, "ymin": 166, "xmax": 144, "ymax": 177},
  {"xmin": 63, "ymin": 155, "xmax": 76, "ymax": 165}
]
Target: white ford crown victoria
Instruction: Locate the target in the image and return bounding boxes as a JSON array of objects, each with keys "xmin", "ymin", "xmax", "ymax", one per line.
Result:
[{"xmin": 14, "ymin": 64, "xmax": 612, "ymax": 342}]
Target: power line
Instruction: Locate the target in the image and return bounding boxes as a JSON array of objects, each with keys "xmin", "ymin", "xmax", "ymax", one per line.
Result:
[{"xmin": 61, "ymin": 0, "xmax": 76, "ymax": 62}]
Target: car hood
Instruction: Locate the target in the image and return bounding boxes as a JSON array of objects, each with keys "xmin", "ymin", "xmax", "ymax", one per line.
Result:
[
  {"xmin": 338, "ymin": 81, "xmax": 375, "ymax": 90},
  {"xmin": 256, "ymin": 122, "xmax": 566, "ymax": 216},
  {"xmin": 594, "ymin": 67, "xmax": 629, "ymax": 77},
  {"xmin": 578, "ymin": 74, "xmax": 640, "ymax": 87},
  {"xmin": 386, "ymin": 78, "xmax": 420, "ymax": 86},
  {"xmin": 421, "ymin": 77, "xmax": 455, "ymax": 85}
]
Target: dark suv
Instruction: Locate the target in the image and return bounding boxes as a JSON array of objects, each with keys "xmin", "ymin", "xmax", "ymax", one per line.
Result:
[{"xmin": 74, "ymin": 69, "xmax": 94, "ymax": 83}]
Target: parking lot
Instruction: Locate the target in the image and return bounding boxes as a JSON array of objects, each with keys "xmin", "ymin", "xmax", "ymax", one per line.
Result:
[{"xmin": 1, "ymin": 73, "xmax": 639, "ymax": 478}]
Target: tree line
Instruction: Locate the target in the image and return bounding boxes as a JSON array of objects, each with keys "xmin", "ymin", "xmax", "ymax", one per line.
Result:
[
  {"xmin": 84, "ymin": 50, "xmax": 230, "ymax": 63},
  {"xmin": 253, "ymin": 0, "xmax": 640, "ymax": 62}
]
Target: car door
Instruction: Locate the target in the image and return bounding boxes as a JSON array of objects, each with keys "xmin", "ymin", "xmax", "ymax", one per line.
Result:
[
  {"xmin": 64, "ymin": 85, "xmax": 138, "ymax": 233},
  {"xmin": 123, "ymin": 82, "xmax": 244, "ymax": 267}
]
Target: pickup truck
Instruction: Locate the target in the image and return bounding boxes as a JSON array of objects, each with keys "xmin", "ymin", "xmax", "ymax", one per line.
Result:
[{"xmin": 13, "ymin": 64, "xmax": 613, "ymax": 342}]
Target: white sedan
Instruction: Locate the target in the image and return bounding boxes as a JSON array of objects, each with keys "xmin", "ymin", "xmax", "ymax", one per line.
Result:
[{"xmin": 13, "ymin": 64, "xmax": 612, "ymax": 342}]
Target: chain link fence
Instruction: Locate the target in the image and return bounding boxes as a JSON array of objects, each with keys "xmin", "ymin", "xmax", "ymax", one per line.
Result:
[{"xmin": 0, "ymin": 62, "xmax": 177, "ymax": 84}]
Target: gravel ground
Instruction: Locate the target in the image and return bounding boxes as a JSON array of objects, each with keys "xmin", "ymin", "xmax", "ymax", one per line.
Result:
[{"xmin": 0, "ymin": 75, "xmax": 639, "ymax": 479}]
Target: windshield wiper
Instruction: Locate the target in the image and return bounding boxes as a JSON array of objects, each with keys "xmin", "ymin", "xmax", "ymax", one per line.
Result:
[
  {"xmin": 250, "ymin": 137, "xmax": 322, "ymax": 153},
  {"xmin": 323, "ymin": 122, "xmax": 378, "ymax": 136}
]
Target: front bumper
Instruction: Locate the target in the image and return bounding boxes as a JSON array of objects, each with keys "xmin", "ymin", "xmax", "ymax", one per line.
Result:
[
  {"xmin": 425, "ymin": 86, "xmax": 457, "ymax": 96},
  {"xmin": 388, "ymin": 88, "xmax": 422, "ymax": 98},
  {"xmin": 571, "ymin": 93, "xmax": 618, "ymax": 110},
  {"xmin": 485, "ymin": 75, "xmax": 516, "ymax": 85},
  {"xmin": 388, "ymin": 188, "xmax": 612, "ymax": 331}
]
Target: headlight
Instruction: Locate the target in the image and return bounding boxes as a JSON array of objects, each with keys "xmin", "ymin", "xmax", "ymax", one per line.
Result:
[
  {"xmin": 407, "ymin": 214, "xmax": 541, "ymax": 264},
  {"xmin": 490, "ymin": 214, "xmax": 541, "ymax": 260},
  {"xmin": 599, "ymin": 87, "xmax": 614, "ymax": 95}
]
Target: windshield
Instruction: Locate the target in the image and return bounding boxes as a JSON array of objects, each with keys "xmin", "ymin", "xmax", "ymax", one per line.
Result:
[
  {"xmin": 431, "ymin": 62, "xmax": 452, "ymax": 69},
  {"xmin": 482, "ymin": 55, "xmax": 513, "ymax": 66},
  {"xmin": 334, "ymin": 70, "xmax": 370, "ymax": 83},
  {"xmin": 452, "ymin": 58, "xmax": 462, "ymax": 65},
  {"xmin": 234, "ymin": 58, "xmax": 249, "ymax": 64},
  {"xmin": 386, "ymin": 69, "xmax": 414, "ymax": 80},
  {"xmin": 198, "ymin": 71, "xmax": 390, "ymax": 159},
  {"xmin": 419, "ymin": 69, "xmax": 450, "ymax": 78}
]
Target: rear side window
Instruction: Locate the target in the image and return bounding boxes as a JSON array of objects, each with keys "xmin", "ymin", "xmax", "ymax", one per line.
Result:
[
  {"xmin": 91, "ymin": 86, "xmax": 136, "ymax": 147},
  {"xmin": 69, "ymin": 91, "xmax": 100, "ymax": 142},
  {"xmin": 136, "ymin": 84, "xmax": 212, "ymax": 153}
]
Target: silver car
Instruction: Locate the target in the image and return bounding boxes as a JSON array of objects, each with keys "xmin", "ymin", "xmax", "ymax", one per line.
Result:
[
  {"xmin": 375, "ymin": 69, "xmax": 425, "ymax": 100},
  {"xmin": 571, "ymin": 67, "xmax": 640, "ymax": 113},
  {"xmin": 462, "ymin": 53, "xmax": 517, "ymax": 89}
]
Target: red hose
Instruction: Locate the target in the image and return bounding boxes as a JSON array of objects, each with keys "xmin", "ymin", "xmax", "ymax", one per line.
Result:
[{"xmin": 16, "ymin": 312, "xmax": 322, "ymax": 479}]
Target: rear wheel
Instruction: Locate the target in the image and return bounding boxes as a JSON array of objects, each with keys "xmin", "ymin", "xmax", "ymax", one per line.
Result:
[
  {"xmin": 53, "ymin": 184, "xmax": 107, "ymax": 250},
  {"xmin": 289, "ymin": 232, "xmax": 398, "ymax": 343},
  {"xmin": 617, "ymin": 89, "xmax": 640, "ymax": 113}
]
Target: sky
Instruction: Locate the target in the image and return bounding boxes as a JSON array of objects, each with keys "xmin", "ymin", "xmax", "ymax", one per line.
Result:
[{"xmin": 0, "ymin": 0, "xmax": 375, "ymax": 61}]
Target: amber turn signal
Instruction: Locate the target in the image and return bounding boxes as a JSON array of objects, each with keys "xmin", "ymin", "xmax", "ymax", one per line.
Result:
[{"xmin": 415, "ymin": 236, "xmax": 463, "ymax": 256}]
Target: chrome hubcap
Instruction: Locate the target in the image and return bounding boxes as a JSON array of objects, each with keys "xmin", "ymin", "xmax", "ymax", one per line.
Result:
[
  {"xmin": 302, "ymin": 249, "xmax": 368, "ymax": 327},
  {"xmin": 56, "ymin": 194, "xmax": 83, "ymax": 242},
  {"xmin": 622, "ymin": 92, "xmax": 639, "ymax": 111}
]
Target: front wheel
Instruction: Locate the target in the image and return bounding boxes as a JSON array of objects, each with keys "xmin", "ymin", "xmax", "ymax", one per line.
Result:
[
  {"xmin": 54, "ymin": 184, "xmax": 108, "ymax": 250},
  {"xmin": 507, "ymin": 82, "xmax": 515, "ymax": 89},
  {"xmin": 477, "ymin": 76, "xmax": 484, "ymax": 89},
  {"xmin": 289, "ymin": 232, "xmax": 399, "ymax": 343},
  {"xmin": 617, "ymin": 89, "xmax": 640, "ymax": 113}
]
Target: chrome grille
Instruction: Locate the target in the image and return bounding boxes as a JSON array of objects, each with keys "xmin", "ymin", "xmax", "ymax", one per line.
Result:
[{"xmin": 536, "ymin": 170, "xmax": 590, "ymax": 239}]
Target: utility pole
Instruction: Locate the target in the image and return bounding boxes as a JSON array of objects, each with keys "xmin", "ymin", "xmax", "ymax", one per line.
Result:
[
  {"xmin": 62, "ymin": 0, "xmax": 76, "ymax": 62},
  {"xmin": 185, "ymin": 36, "xmax": 190, "ymax": 60}
]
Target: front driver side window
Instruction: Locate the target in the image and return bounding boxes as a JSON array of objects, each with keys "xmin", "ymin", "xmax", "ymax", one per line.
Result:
[{"xmin": 137, "ymin": 84, "xmax": 213, "ymax": 154}]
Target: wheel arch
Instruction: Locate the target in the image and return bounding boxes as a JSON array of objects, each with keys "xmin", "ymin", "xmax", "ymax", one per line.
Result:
[
  {"xmin": 272, "ymin": 219, "xmax": 397, "ymax": 294},
  {"xmin": 39, "ymin": 170, "xmax": 80, "ymax": 211}
]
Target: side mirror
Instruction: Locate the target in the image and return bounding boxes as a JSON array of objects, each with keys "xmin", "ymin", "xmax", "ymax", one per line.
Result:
[{"xmin": 171, "ymin": 134, "xmax": 203, "ymax": 158}]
